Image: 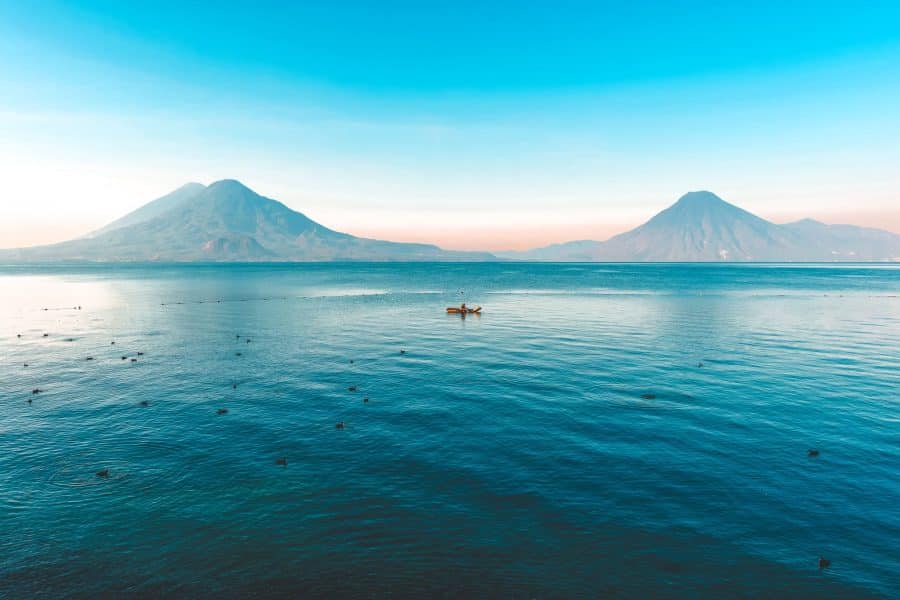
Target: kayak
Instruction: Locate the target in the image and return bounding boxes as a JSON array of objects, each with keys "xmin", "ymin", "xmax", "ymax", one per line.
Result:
[{"xmin": 447, "ymin": 306, "xmax": 482, "ymax": 314}]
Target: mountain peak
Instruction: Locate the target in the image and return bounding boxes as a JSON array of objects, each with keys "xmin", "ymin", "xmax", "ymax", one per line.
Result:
[
  {"xmin": 85, "ymin": 181, "xmax": 207, "ymax": 238},
  {"xmin": 786, "ymin": 218, "xmax": 826, "ymax": 227},
  {"xmin": 206, "ymin": 179, "xmax": 255, "ymax": 194},
  {"xmin": 672, "ymin": 190, "xmax": 728, "ymax": 207},
  {"xmin": 653, "ymin": 190, "xmax": 760, "ymax": 226},
  {"xmin": 653, "ymin": 190, "xmax": 753, "ymax": 223}
]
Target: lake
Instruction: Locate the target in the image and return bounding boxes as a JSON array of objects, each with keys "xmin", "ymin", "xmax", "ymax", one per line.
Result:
[{"xmin": 1, "ymin": 263, "xmax": 898, "ymax": 598}]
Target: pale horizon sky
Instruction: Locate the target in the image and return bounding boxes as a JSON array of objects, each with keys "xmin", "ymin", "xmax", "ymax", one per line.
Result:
[{"xmin": 2, "ymin": 1, "xmax": 899, "ymax": 251}]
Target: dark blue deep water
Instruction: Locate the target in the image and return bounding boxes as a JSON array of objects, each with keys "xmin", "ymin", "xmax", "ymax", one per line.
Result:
[{"xmin": 1, "ymin": 263, "xmax": 898, "ymax": 598}]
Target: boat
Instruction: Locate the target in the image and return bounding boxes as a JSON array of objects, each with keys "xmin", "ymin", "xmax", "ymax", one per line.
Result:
[{"xmin": 446, "ymin": 306, "xmax": 482, "ymax": 314}]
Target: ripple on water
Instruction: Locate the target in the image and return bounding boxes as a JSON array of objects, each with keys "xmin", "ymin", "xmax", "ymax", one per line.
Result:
[
  {"xmin": 0, "ymin": 263, "xmax": 898, "ymax": 598},
  {"xmin": 48, "ymin": 461, "xmax": 132, "ymax": 490}
]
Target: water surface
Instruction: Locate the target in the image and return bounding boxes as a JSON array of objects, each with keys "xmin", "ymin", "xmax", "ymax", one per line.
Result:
[{"xmin": 1, "ymin": 263, "xmax": 898, "ymax": 598}]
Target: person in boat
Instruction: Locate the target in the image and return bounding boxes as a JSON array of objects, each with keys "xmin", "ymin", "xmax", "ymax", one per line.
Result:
[{"xmin": 460, "ymin": 303, "xmax": 467, "ymax": 312}]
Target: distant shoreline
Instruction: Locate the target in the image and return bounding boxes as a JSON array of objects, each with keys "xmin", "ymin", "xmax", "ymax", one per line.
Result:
[{"xmin": 2, "ymin": 260, "xmax": 899, "ymax": 269}]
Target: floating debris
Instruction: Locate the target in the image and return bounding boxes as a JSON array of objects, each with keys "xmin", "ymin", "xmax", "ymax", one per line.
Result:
[
  {"xmin": 335, "ymin": 421, "xmax": 345, "ymax": 429},
  {"xmin": 32, "ymin": 388, "xmax": 42, "ymax": 395},
  {"xmin": 641, "ymin": 393, "xmax": 656, "ymax": 400},
  {"xmin": 42, "ymin": 333, "xmax": 49, "ymax": 337},
  {"xmin": 363, "ymin": 397, "xmax": 369, "ymax": 403},
  {"xmin": 698, "ymin": 361, "xmax": 704, "ymax": 368},
  {"xmin": 400, "ymin": 349, "xmax": 406, "ymax": 354},
  {"xmin": 96, "ymin": 469, "xmax": 109, "ymax": 478},
  {"xmin": 130, "ymin": 358, "xmax": 137, "ymax": 363},
  {"xmin": 86, "ymin": 357, "xmax": 94, "ymax": 361},
  {"xmin": 235, "ymin": 352, "xmax": 242, "ymax": 356},
  {"xmin": 275, "ymin": 457, "xmax": 287, "ymax": 466},
  {"xmin": 121, "ymin": 356, "xmax": 127, "ymax": 360},
  {"xmin": 818, "ymin": 557, "xmax": 831, "ymax": 569},
  {"xmin": 23, "ymin": 363, "xmax": 28, "ymax": 367},
  {"xmin": 139, "ymin": 400, "xmax": 149, "ymax": 407},
  {"xmin": 137, "ymin": 352, "xmax": 144, "ymax": 356},
  {"xmin": 808, "ymin": 448, "xmax": 820, "ymax": 457},
  {"xmin": 217, "ymin": 408, "xmax": 229, "ymax": 415},
  {"xmin": 348, "ymin": 386, "xmax": 357, "ymax": 392}
]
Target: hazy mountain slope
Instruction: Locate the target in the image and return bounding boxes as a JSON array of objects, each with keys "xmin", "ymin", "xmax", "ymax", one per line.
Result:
[
  {"xmin": 592, "ymin": 191, "xmax": 799, "ymax": 261},
  {"xmin": 85, "ymin": 182, "xmax": 206, "ymax": 238},
  {"xmin": 1, "ymin": 180, "xmax": 494, "ymax": 262},
  {"xmin": 4, "ymin": 185, "xmax": 898, "ymax": 263},
  {"xmin": 782, "ymin": 219, "xmax": 900, "ymax": 261},
  {"xmin": 496, "ymin": 240, "xmax": 603, "ymax": 261},
  {"xmin": 505, "ymin": 191, "xmax": 900, "ymax": 262}
]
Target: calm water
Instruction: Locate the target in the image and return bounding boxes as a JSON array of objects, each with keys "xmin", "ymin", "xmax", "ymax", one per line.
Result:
[{"xmin": 1, "ymin": 263, "xmax": 898, "ymax": 598}]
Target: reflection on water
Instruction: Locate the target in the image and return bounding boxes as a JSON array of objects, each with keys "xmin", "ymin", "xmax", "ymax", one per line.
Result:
[{"xmin": 1, "ymin": 263, "xmax": 899, "ymax": 598}]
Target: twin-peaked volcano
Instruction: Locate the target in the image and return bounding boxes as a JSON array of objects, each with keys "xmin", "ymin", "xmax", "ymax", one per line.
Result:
[{"xmin": 4, "ymin": 180, "xmax": 494, "ymax": 262}]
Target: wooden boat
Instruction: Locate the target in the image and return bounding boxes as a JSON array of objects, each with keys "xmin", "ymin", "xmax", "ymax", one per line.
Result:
[{"xmin": 446, "ymin": 306, "xmax": 482, "ymax": 314}]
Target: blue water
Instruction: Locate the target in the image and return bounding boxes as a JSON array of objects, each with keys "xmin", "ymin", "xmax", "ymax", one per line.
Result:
[{"xmin": 1, "ymin": 263, "xmax": 898, "ymax": 598}]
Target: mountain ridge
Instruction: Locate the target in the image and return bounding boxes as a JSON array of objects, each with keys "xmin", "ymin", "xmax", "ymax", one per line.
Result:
[
  {"xmin": 1, "ymin": 180, "xmax": 494, "ymax": 262},
  {"xmin": 2, "ymin": 184, "xmax": 898, "ymax": 262},
  {"xmin": 85, "ymin": 182, "xmax": 207, "ymax": 239},
  {"xmin": 500, "ymin": 191, "xmax": 900, "ymax": 262}
]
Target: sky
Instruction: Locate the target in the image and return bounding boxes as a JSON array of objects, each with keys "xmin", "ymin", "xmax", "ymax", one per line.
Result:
[{"xmin": 1, "ymin": 1, "xmax": 899, "ymax": 251}]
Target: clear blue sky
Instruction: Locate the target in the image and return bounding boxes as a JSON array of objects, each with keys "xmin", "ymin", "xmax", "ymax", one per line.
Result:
[{"xmin": 2, "ymin": 0, "xmax": 899, "ymax": 249}]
